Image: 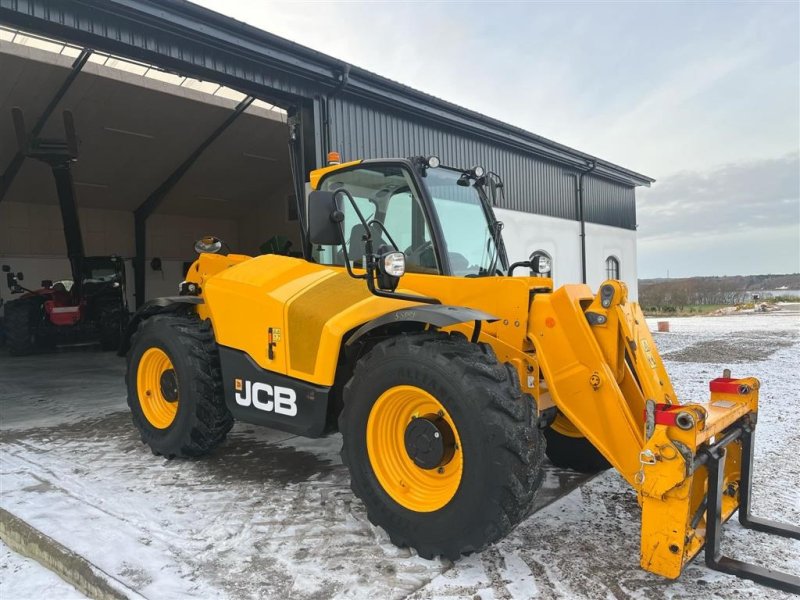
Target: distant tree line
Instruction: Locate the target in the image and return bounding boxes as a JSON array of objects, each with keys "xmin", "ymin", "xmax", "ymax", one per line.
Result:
[{"xmin": 638, "ymin": 273, "xmax": 800, "ymax": 311}]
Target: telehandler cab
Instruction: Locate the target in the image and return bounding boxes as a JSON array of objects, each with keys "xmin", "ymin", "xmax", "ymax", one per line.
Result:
[{"xmin": 122, "ymin": 155, "xmax": 798, "ymax": 592}]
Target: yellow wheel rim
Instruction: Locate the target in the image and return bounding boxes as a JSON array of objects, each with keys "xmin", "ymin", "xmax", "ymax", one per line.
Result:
[
  {"xmin": 366, "ymin": 385, "xmax": 463, "ymax": 513},
  {"xmin": 136, "ymin": 347, "xmax": 179, "ymax": 429}
]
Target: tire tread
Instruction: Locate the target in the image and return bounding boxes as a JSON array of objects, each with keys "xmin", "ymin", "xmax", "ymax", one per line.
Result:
[{"xmin": 126, "ymin": 313, "xmax": 232, "ymax": 458}]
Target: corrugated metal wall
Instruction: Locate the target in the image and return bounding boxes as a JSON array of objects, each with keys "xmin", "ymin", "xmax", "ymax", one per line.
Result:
[
  {"xmin": 584, "ymin": 176, "xmax": 637, "ymax": 229},
  {"xmin": 329, "ymin": 95, "xmax": 637, "ymax": 230}
]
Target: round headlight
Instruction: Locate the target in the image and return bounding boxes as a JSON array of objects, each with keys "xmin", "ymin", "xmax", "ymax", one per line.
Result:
[
  {"xmin": 427, "ymin": 156, "xmax": 441, "ymax": 169},
  {"xmin": 194, "ymin": 236, "xmax": 222, "ymax": 254},
  {"xmin": 473, "ymin": 165, "xmax": 485, "ymax": 178},
  {"xmin": 531, "ymin": 255, "xmax": 551, "ymax": 274},
  {"xmin": 382, "ymin": 252, "xmax": 406, "ymax": 277}
]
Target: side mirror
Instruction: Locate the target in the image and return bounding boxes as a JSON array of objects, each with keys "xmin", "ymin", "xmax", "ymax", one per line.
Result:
[
  {"xmin": 16, "ymin": 272, "xmax": 24, "ymax": 281},
  {"xmin": 1, "ymin": 265, "xmax": 10, "ymax": 273},
  {"xmin": 42, "ymin": 279, "xmax": 53, "ymax": 289},
  {"xmin": 308, "ymin": 190, "xmax": 343, "ymax": 246}
]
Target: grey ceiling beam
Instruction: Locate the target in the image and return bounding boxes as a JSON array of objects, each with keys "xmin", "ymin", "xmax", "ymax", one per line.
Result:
[{"xmin": 132, "ymin": 95, "xmax": 254, "ymax": 308}]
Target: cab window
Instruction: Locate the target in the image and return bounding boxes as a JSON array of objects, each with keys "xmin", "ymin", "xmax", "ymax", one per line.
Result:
[{"xmin": 314, "ymin": 165, "xmax": 438, "ymax": 273}]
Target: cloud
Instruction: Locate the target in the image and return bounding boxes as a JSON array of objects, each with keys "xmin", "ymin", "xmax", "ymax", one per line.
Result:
[
  {"xmin": 636, "ymin": 153, "xmax": 800, "ymax": 277},
  {"xmin": 637, "ymin": 153, "xmax": 799, "ymax": 240},
  {"xmin": 637, "ymin": 224, "xmax": 799, "ymax": 278}
]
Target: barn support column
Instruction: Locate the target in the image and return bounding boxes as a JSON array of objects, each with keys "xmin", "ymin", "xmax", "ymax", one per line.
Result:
[{"xmin": 133, "ymin": 96, "xmax": 254, "ymax": 308}]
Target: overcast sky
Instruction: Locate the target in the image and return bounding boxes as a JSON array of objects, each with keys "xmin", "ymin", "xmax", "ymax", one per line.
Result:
[{"xmin": 197, "ymin": 0, "xmax": 799, "ymax": 278}]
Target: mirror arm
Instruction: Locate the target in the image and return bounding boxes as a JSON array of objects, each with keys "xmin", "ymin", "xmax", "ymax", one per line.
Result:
[
  {"xmin": 336, "ymin": 222, "xmax": 367, "ymax": 281},
  {"xmin": 368, "ymin": 219, "xmax": 399, "ymax": 252},
  {"xmin": 334, "ymin": 189, "xmax": 370, "ymax": 231},
  {"xmin": 508, "ymin": 261, "xmax": 532, "ymax": 276}
]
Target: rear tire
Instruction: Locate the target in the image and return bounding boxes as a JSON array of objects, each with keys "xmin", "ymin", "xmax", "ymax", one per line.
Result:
[
  {"xmin": 126, "ymin": 314, "xmax": 233, "ymax": 458},
  {"xmin": 543, "ymin": 425, "xmax": 611, "ymax": 473},
  {"xmin": 5, "ymin": 299, "xmax": 40, "ymax": 356},
  {"xmin": 339, "ymin": 331, "xmax": 544, "ymax": 560}
]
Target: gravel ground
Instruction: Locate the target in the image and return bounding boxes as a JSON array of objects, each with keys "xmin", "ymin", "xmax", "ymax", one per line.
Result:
[{"xmin": 1, "ymin": 306, "xmax": 798, "ymax": 599}]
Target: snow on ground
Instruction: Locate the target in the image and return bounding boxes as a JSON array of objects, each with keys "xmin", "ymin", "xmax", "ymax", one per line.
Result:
[
  {"xmin": 0, "ymin": 350, "xmax": 588, "ymax": 599},
  {"xmin": 1, "ymin": 307, "xmax": 798, "ymax": 599},
  {"xmin": 0, "ymin": 540, "xmax": 87, "ymax": 599}
]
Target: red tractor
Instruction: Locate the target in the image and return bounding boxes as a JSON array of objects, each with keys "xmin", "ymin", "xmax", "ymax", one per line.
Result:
[
  {"xmin": 1, "ymin": 108, "xmax": 129, "ymax": 355},
  {"xmin": 3, "ymin": 257, "xmax": 129, "ymax": 355}
]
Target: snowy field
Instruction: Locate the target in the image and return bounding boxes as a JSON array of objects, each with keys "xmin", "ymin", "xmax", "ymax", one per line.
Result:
[{"xmin": 1, "ymin": 307, "xmax": 798, "ymax": 599}]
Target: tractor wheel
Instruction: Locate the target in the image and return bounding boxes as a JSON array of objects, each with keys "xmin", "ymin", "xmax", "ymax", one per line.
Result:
[
  {"xmin": 339, "ymin": 331, "xmax": 544, "ymax": 560},
  {"xmin": 543, "ymin": 415, "xmax": 611, "ymax": 473},
  {"xmin": 126, "ymin": 314, "xmax": 233, "ymax": 458},
  {"xmin": 5, "ymin": 299, "xmax": 40, "ymax": 356},
  {"xmin": 98, "ymin": 304, "xmax": 125, "ymax": 351}
]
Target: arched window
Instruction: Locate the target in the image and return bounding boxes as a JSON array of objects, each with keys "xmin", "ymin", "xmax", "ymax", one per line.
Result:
[
  {"xmin": 605, "ymin": 256, "xmax": 620, "ymax": 280},
  {"xmin": 529, "ymin": 250, "xmax": 552, "ymax": 278}
]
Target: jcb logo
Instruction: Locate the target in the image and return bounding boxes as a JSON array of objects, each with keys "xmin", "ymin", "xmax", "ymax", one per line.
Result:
[{"xmin": 234, "ymin": 378, "xmax": 298, "ymax": 416}]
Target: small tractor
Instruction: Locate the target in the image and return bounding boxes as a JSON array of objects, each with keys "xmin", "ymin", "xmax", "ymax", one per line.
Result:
[
  {"xmin": 121, "ymin": 155, "xmax": 798, "ymax": 592},
  {"xmin": 3, "ymin": 256, "xmax": 128, "ymax": 355},
  {"xmin": 1, "ymin": 108, "xmax": 129, "ymax": 355}
]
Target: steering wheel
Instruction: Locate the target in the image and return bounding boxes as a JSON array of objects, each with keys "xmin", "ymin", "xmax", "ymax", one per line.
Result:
[
  {"xmin": 406, "ymin": 240, "xmax": 433, "ymax": 257},
  {"xmin": 404, "ymin": 240, "xmax": 438, "ymax": 271}
]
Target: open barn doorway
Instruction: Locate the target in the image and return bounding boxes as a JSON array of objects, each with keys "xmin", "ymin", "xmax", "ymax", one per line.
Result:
[{"xmin": 0, "ymin": 25, "xmax": 304, "ymax": 352}]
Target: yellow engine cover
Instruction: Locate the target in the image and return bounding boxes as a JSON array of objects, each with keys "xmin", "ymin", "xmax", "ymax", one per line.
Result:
[{"xmin": 196, "ymin": 253, "xmax": 541, "ymax": 389}]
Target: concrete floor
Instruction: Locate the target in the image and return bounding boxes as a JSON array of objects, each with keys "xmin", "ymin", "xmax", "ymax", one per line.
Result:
[{"xmin": 0, "ymin": 346, "xmax": 591, "ymax": 599}]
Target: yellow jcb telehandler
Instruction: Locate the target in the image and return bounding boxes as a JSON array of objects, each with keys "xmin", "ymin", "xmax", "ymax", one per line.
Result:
[{"xmin": 121, "ymin": 155, "xmax": 799, "ymax": 592}]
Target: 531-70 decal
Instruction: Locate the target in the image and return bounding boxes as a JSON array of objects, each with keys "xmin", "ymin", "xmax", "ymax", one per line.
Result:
[{"xmin": 234, "ymin": 378, "xmax": 297, "ymax": 416}]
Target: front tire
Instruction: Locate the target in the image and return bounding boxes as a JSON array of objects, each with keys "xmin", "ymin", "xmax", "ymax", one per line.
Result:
[
  {"xmin": 126, "ymin": 314, "xmax": 233, "ymax": 458},
  {"xmin": 5, "ymin": 299, "xmax": 41, "ymax": 356},
  {"xmin": 339, "ymin": 332, "xmax": 544, "ymax": 560},
  {"xmin": 543, "ymin": 416, "xmax": 611, "ymax": 473}
]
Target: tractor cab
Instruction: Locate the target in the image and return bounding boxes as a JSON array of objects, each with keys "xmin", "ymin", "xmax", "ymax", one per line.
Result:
[
  {"xmin": 310, "ymin": 157, "xmax": 508, "ymax": 278},
  {"xmin": 78, "ymin": 256, "xmax": 127, "ymax": 306},
  {"xmin": 307, "ymin": 156, "xmax": 550, "ymax": 305}
]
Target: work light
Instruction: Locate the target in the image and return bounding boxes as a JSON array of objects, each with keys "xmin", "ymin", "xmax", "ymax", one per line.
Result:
[
  {"xmin": 382, "ymin": 252, "xmax": 406, "ymax": 277},
  {"xmin": 531, "ymin": 255, "xmax": 551, "ymax": 274}
]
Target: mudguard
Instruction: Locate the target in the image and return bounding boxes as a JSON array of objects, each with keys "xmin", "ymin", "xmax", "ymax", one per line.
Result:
[
  {"xmin": 345, "ymin": 304, "xmax": 498, "ymax": 347},
  {"xmin": 117, "ymin": 296, "xmax": 203, "ymax": 356}
]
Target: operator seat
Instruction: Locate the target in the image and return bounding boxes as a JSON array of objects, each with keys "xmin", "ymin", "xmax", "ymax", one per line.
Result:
[{"xmin": 345, "ymin": 223, "xmax": 388, "ymax": 266}]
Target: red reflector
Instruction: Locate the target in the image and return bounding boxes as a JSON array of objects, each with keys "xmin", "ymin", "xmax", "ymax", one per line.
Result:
[
  {"xmin": 709, "ymin": 378, "xmax": 741, "ymax": 394},
  {"xmin": 643, "ymin": 403, "xmax": 682, "ymax": 426}
]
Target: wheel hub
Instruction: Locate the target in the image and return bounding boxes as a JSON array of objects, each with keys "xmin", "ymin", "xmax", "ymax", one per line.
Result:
[
  {"xmin": 159, "ymin": 369, "xmax": 179, "ymax": 402},
  {"xmin": 404, "ymin": 414, "xmax": 456, "ymax": 470}
]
